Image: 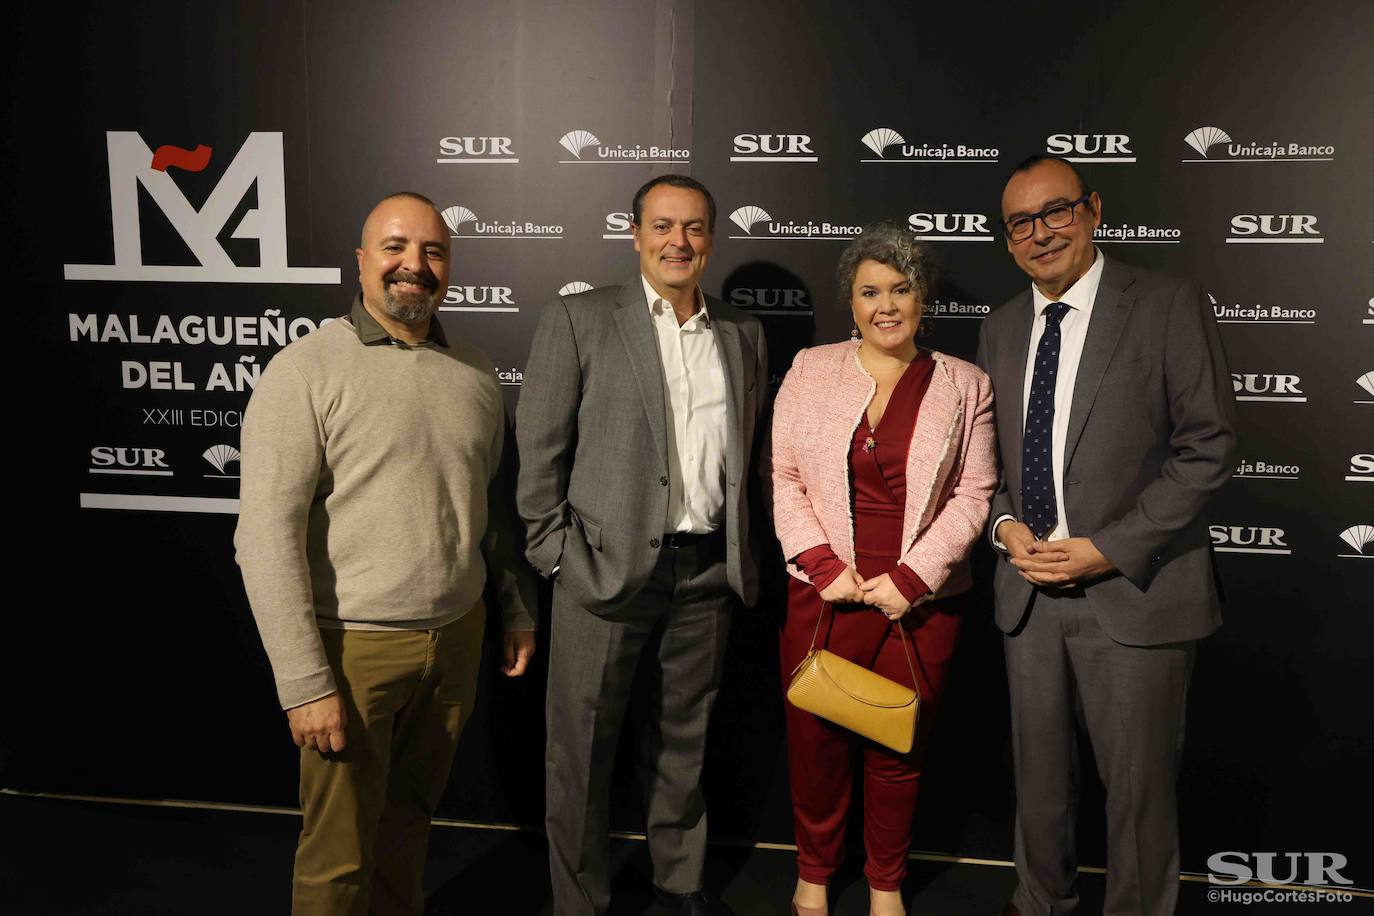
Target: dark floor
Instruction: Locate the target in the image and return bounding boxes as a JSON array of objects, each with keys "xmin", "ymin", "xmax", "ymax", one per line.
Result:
[{"xmin": 0, "ymin": 793, "xmax": 1345, "ymax": 915}]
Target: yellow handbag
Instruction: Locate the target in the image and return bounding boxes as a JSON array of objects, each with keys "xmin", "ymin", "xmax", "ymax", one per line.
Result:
[{"xmin": 786, "ymin": 602, "xmax": 921, "ymax": 753}]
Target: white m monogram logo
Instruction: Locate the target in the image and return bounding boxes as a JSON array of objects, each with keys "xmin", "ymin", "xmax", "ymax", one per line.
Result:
[{"xmin": 64, "ymin": 132, "xmax": 339, "ymax": 284}]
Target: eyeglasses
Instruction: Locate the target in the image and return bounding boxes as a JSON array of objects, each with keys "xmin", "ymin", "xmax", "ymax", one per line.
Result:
[{"xmin": 1002, "ymin": 193, "xmax": 1094, "ymax": 242}]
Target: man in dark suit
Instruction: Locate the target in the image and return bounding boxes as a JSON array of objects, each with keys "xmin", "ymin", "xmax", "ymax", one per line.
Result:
[
  {"xmin": 516, "ymin": 175, "xmax": 768, "ymax": 916},
  {"xmin": 976, "ymin": 156, "xmax": 1238, "ymax": 916}
]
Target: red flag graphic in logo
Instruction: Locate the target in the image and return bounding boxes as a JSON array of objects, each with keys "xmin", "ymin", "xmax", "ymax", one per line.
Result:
[{"xmin": 150, "ymin": 144, "xmax": 213, "ymax": 173}]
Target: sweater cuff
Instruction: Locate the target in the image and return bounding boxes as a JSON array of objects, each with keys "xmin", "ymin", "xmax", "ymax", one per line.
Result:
[
  {"xmin": 890, "ymin": 563, "xmax": 931, "ymax": 605},
  {"xmin": 794, "ymin": 544, "xmax": 845, "ymax": 593}
]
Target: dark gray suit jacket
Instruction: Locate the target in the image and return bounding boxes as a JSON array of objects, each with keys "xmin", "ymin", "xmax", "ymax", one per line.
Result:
[
  {"xmin": 976, "ymin": 256, "xmax": 1239, "ymax": 646},
  {"xmin": 515, "ymin": 279, "xmax": 769, "ymax": 613}
]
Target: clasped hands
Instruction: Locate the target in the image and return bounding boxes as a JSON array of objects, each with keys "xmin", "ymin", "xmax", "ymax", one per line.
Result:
[
  {"xmin": 819, "ymin": 567, "xmax": 911, "ymax": 620},
  {"xmin": 996, "ymin": 520, "xmax": 1115, "ymax": 587}
]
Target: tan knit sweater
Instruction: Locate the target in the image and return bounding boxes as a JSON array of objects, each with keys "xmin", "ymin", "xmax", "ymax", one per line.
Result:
[{"xmin": 235, "ymin": 305, "xmax": 535, "ymax": 709}]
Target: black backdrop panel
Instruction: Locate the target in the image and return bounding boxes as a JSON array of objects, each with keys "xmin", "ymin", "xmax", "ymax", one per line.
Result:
[{"xmin": 5, "ymin": 0, "xmax": 1372, "ymax": 885}]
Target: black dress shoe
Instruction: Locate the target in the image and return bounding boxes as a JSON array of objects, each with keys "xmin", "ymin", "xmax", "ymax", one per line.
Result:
[{"xmin": 651, "ymin": 887, "xmax": 735, "ymax": 916}]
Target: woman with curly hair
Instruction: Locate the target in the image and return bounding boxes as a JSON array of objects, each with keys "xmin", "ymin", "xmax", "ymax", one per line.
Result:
[{"xmin": 770, "ymin": 221, "xmax": 998, "ymax": 915}]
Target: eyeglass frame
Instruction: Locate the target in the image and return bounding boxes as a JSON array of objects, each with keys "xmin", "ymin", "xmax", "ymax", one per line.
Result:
[{"xmin": 1001, "ymin": 192, "xmax": 1095, "ymax": 242}]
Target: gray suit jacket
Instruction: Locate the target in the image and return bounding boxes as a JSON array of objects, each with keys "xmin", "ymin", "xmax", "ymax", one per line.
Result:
[
  {"xmin": 515, "ymin": 279, "xmax": 769, "ymax": 613},
  {"xmin": 976, "ymin": 256, "xmax": 1239, "ymax": 646}
]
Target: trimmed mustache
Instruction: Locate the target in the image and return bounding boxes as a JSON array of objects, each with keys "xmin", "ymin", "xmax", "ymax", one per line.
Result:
[{"xmin": 385, "ymin": 268, "xmax": 438, "ymax": 291}]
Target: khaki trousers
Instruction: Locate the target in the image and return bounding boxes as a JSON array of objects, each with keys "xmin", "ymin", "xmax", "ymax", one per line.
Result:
[{"xmin": 292, "ymin": 604, "xmax": 486, "ymax": 916}]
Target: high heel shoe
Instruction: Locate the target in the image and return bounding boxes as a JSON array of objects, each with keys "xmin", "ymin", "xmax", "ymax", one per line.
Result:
[{"xmin": 791, "ymin": 902, "xmax": 827, "ymax": 916}]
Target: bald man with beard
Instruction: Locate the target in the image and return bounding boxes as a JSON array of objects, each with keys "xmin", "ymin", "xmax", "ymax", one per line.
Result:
[{"xmin": 236, "ymin": 192, "xmax": 537, "ymax": 916}]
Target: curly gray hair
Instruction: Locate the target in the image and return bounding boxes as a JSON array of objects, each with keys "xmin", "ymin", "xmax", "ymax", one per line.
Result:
[{"xmin": 835, "ymin": 220, "xmax": 938, "ymax": 308}]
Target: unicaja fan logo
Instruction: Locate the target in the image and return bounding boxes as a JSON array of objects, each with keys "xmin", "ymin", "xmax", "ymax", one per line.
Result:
[
  {"xmin": 1182, "ymin": 124, "xmax": 1335, "ymax": 163},
  {"xmin": 63, "ymin": 132, "xmax": 340, "ymax": 284},
  {"xmin": 558, "ymin": 281, "xmax": 594, "ymax": 296},
  {"xmin": 202, "ymin": 445, "xmax": 241, "ymax": 478},
  {"xmin": 1338, "ymin": 525, "xmax": 1374, "ymax": 559},
  {"xmin": 859, "ymin": 127, "xmax": 998, "ymax": 163},
  {"xmin": 440, "ymin": 205, "xmax": 562, "ymax": 239},
  {"xmin": 557, "ymin": 128, "xmax": 689, "ymax": 164},
  {"xmin": 1355, "ymin": 371, "xmax": 1374, "ymax": 404},
  {"xmin": 727, "ymin": 205, "xmax": 861, "ymax": 242},
  {"xmin": 559, "ymin": 130, "xmax": 600, "ymax": 159},
  {"xmin": 1183, "ymin": 126, "xmax": 1232, "ymax": 158},
  {"xmin": 730, "ymin": 206, "xmax": 772, "ymax": 235},
  {"xmin": 861, "ymin": 128, "xmax": 905, "ymax": 158}
]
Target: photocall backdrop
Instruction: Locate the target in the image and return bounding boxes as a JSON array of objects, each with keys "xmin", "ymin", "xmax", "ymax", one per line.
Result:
[{"xmin": 6, "ymin": 0, "xmax": 1372, "ymax": 886}]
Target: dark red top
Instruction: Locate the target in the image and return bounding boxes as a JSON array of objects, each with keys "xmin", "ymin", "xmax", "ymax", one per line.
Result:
[{"xmin": 794, "ymin": 352, "xmax": 936, "ymax": 604}]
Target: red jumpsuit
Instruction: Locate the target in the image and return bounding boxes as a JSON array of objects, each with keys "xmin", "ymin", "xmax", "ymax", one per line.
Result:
[{"xmin": 779, "ymin": 353, "xmax": 966, "ymax": 891}]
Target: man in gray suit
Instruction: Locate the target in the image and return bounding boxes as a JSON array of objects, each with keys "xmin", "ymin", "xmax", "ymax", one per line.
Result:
[
  {"xmin": 976, "ymin": 156, "xmax": 1238, "ymax": 916},
  {"xmin": 516, "ymin": 174, "xmax": 767, "ymax": 916}
]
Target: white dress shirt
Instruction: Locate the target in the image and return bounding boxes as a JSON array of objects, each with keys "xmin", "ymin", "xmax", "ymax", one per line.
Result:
[
  {"xmin": 996, "ymin": 248, "xmax": 1105, "ymax": 544},
  {"xmin": 642, "ymin": 276, "xmax": 729, "ymax": 534}
]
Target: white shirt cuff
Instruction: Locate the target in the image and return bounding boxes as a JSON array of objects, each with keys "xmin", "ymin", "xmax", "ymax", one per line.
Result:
[{"xmin": 992, "ymin": 514, "xmax": 1017, "ymax": 552}]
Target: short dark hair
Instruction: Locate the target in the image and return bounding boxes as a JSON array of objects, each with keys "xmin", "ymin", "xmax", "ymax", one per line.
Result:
[
  {"xmin": 1002, "ymin": 155, "xmax": 1095, "ymax": 214},
  {"xmin": 631, "ymin": 174, "xmax": 717, "ymax": 232}
]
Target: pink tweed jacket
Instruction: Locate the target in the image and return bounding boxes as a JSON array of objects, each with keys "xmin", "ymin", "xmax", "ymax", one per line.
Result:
[{"xmin": 770, "ymin": 340, "xmax": 998, "ymax": 601}]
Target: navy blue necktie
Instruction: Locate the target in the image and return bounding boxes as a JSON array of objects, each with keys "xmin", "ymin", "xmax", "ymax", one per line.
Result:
[{"xmin": 1022, "ymin": 302, "xmax": 1071, "ymax": 539}]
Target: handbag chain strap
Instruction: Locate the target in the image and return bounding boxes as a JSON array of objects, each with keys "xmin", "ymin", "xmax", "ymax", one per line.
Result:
[{"xmin": 796, "ymin": 600, "xmax": 920, "ymax": 695}]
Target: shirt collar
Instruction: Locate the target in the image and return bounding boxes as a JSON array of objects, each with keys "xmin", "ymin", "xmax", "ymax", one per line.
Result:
[
  {"xmin": 349, "ymin": 293, "xmax": 449, "ymax": 347},
  {"xmin": 1030, "ymin": 247, "xmax": 1105, "ymax": 319},
  {"xmin": 641, "ymin": 275, "xmax": 709, "ymax": 326}
]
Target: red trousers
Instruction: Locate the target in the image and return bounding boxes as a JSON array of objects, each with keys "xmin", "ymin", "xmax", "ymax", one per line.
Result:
[{"xmin": 780, "ymin": 575, "xmax": 963, "ymax": 890}]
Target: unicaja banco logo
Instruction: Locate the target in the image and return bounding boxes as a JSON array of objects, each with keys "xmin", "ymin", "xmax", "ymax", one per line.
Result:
[
  {"xmin": 557, "ymin": 129, "xmax": 689, "ymax": 164},
  {"xmin": 727, "ymin": 205, "xmax": 860, "ymax": 241},
  {"xmin": 1356, "ymin": 371, "xmax": 1374, "ymax": 404},
  {"xmin": 1338, "ymin": 525, "xmax": 1373, "ymax": 559},
  {"xmin": 859, "ymin": 127, "xmax": 998, "ymax": 163},
  {"xmin": 558, "ymin": 281, "xmax": 594, "ymax": 296},
  {"xmin": 861, "ymin": 128, "xmax": 905, "ymax": 158},
  {"xmin": 440, "ymin": 205, "xmax": 562, "ymax": 239},
  {"xmin": 1182, "ymin": 125, "xmax": 1335, "ymax": 163},
  {"xmin": 202, "ymin": 445, "xmax": 241, "ymax": 478},
  {"xmin": 729, "ymin": 206, "xmax": 772, "ymax": 235},
  {"xmin": 559, "ymin": 130, "xmax": 600, "ymax": 160},
  {"xmin": 1183, "ymin": 126, "xmax": 1232, "ymax": 158},
  {"xmin": 63, "ymin": 132, "xmax": 340, "ymax": 285},
  {"xmin": 442, "ymin": 206, "xmax": 477, "ymax": 234}
]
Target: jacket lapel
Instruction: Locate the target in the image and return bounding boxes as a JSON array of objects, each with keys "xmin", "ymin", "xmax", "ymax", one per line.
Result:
[
  {"xmin": 613, "ymin": 281, "xmax": 669, "ymax": 472},
  {"xmin": 1000, "ymin": 290, "xmax": 1035, "ymax": 490},
  {"xmin": 1064, "ymin": 259, "xmax": 1136, "ymax": 469},
  {"xmin": 710, "ymin": 303, "xmax": 745, "ymax": 485},
  {"xmin": 904, "ymin": 356, "xmax": 962, "ymax": 541},
  {"xmin": 1000, "ymin": 288, "xmax": 1033, "ymax": 442}
]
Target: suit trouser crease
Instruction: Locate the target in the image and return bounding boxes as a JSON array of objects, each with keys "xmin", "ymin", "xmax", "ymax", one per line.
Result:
[
  {"xmin": 293, "ymin": 606, "xmax": 485, "ymax": 916},
  {"xmin": 1007, "ymin": 590, "xmax": 1193, "ymax": 916},
  {"xmin": 545, "ymin": 540, "xmax": 731, "ymax": 916}
]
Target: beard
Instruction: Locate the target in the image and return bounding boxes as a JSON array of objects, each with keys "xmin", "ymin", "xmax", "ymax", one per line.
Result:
[{"xmin": 381, "ymin": 268, "xmax": 438, "ymax": 322}]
